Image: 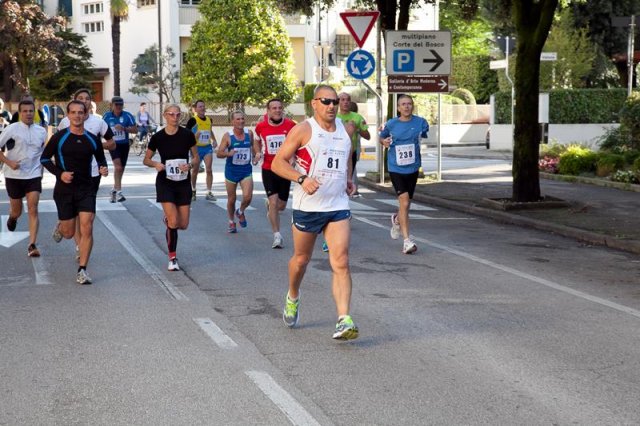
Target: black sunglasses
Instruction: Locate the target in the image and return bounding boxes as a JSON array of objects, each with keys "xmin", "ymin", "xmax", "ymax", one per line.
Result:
[{"xmin": 314, "ymin": 97, "xmax": 339, "ymax": 106}]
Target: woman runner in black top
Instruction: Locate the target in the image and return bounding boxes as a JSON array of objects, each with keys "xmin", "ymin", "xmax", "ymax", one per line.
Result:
[{"xmin": 143, "ymin": 104, "xmax": 198, "ymax": 272}]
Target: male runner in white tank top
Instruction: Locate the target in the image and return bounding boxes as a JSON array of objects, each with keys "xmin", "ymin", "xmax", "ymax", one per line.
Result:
[{"xmin": 272, "ymin": 85, "xmax": 359, "ymax": 340}]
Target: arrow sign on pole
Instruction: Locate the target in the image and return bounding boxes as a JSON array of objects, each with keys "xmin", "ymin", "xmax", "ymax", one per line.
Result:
[{"xmin": 340, "ymin": 11, "xmax": 380, "ymax": 48}]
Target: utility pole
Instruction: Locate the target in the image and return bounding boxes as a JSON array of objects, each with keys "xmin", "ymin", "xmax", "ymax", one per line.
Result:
[{"xmin": 157, "ymin": 0, "xmax": 163, "ymax": 125}]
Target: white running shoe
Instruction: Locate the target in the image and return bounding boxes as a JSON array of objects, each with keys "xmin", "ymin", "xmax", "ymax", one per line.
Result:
[
  {"xmin": 272, "ymin": 234, "xmax": 283, "ymax": 249},
  {"xmin": 168, "ymin": 258, "xmax": 180, "ymax": 271},
  {"xmin": 390, "ymin": 213, "xmax": 400, "ymax": 240},
  {"xmin": 402, "ymin": 237, "xmax": 417, "ymax": 254},
  {"xmin": 76, "ymin": 269, "xmax": 92, "ymax": 285},
  {"xmin": 205, "ymin": 191, "xmax": 216, "ymax": 201}
]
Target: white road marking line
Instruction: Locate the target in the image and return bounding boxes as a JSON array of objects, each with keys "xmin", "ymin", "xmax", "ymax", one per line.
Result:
[
  {"xmin": 193, "ymin": 318, "xmax": 238, "ymax": 349},
  {"xmin": 351, "ymin": 211, "xmax": 471, "ymax": 220},
  {"xmin": 245, "ymin": 370, "xmax": 321, "ymax": 426},
  {"xmin": 37, "ymin": 199, "xmax": 126, "ymax": 213},
  {"xmin": 148, "ymin": 199, "xmax": 163, "ymax": 210},
  {"xmin": 32, "ymin": 257, "xmax": 52, "ymax": 285},
  {"xmin": 96, "ymin": 211, "xmax": 188, "ymax": 301},
  {"xmin": 211, "ymin": 198, "xmax": 257, "ymax": 211},
  {"xmin": 354, "ymin": 216, "xmax": 640, "ymax": 320},
  {"xmin": 348, "ymin": 200, "xmax": 376, "ymax": 211},
  {"xmin": 376, "ymin": 198, "xmax": 437, "ymax": 211}
]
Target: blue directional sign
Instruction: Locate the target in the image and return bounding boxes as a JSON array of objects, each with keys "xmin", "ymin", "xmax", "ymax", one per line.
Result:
[{"xmin": 346, "ymin": 49, "xmax": 375, "ymax": 80}]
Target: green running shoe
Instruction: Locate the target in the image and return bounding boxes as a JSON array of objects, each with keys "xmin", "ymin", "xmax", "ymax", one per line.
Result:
[
  {"xmin": 332, "ymin": 315, "xmax": 359, "ymax": 340},
  {"xmin": 283, "ymin": 294, "xmax": 300, "ymax": 327}
]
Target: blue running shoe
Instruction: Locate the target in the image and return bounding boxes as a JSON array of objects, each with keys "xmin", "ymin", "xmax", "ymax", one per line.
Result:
[
  {"xmin": 332, "ymin": 315, "xmax": 359, "ymax": 340},
  {"xmin": 228, "ymin": 222, "xmax": 237, "ymax": 233},
  {"xmin": 235, "ymin": 208, "xmax": 247, "ymax": 228},
  {"xmin": 283, "ymin": 294, "xmax": 300, "ymax": 327}
]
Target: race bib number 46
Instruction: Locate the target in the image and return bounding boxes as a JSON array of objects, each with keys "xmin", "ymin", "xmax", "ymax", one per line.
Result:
[
  {"xmin": 265, "ymin": 135, "xmax": 285, "ymax": 155},
  {"xmin": 165, "ymin": 158, "xmax": 188, "ymax": 181},
  {"xmin": 395, "ymin": 144, "xmax": 416, "ymax": 166}
]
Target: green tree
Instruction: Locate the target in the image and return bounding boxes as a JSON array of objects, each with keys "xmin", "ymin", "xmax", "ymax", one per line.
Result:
[
  {"xmin": 110, "ymin": 0, "xmax": 129, "ymax": 96},
  {"xmin": 539, "ymin": 8, "xmax": 596, "ymax": 90},
  {"xmin": 0, "ymin": 0, "xmax": 63, "ymax": 97},
  {"xmin": 130, "ymin": 45, "xmax": 180, "ymax": 103},
  {"xmin": 570, "ymin": 0, "xmax": 640, "ymax": 87},
  {"xmin": 30, "ymin": 27, "xmax": 94, "ymax": 100},
  {"xmin": 182, "ymin": 0, "xmax": 299, "ymax": 110}
]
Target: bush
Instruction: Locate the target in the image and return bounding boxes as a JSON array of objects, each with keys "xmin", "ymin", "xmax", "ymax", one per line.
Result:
[
  {"xmin": 451, "ymin": 88, "xmax": 476, "ymax": 105},
  {"xmin": 633, "ymin": 157, "xmax": 640, "ymax": 174},
  {"xmin": 611, "ymin": 170, "xmax": 640, "ymax": 184},
  {"xmin": 598, "ymin": 126, "xmax": 633, "ymax": 153},
  {"xmin": 539, "ymin": 142, "xmax": 568, "ymax": 158},
  {"xmin": 595, "ymin": 153, "xmax": 625, "ymax": 177},
  {"xmin": 623, "ymin": 150, "xmax": 640, "ymax": 165},
  {"xmin": 619, "ymin": 91, "xmax": 640, "ymax": 150},
  {"xmin": 538, "ymin": 156, "xmax": 559, "ymax": 173},
  {"xmin": 452, "ymin": 55, "xmax": 498, "ymax": 104},
  {"xmin": 494, "ymin": 88, "xmax": 628, "ymax": 124},
  {"xmin": 558, "ymin": 145, "xmax": 597, "ymax": 175}
]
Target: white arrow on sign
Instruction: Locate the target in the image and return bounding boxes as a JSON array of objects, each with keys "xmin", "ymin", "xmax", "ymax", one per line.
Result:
[
  {"xmin": 0, "ymin": 215, "xmax": 30, "ymax": 248},
  {"xmin": 438, "ymin": 78, "xmax": 448, "ymax": 90},
  {"xmin": 349, "ymin": 52, "xmax": 373, "ymax": 76}
]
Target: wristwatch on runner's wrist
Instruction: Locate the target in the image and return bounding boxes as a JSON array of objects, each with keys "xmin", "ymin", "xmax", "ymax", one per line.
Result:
[{"xmin": 297, "ymin": 175, "xmax": 307, "ymax": 184}]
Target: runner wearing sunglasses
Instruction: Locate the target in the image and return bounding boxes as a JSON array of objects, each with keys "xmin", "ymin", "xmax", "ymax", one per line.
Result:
[{"xmin": 272, "ymin": 84, "xmax": 360, "ymax": 341}]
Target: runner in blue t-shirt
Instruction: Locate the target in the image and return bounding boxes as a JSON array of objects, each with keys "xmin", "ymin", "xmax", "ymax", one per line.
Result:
[
  {"xmin": 379, "ymin": 94, "xmax": 429, "ymax": 254},
  {"xmin": 102, "ymin": 96, "xmax": 137, "ymax": 203}
]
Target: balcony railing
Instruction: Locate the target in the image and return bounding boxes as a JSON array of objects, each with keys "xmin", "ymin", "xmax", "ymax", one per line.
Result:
[{"xmin": 179, "ymin": 6, "xmax": 200, "ymax": 25}]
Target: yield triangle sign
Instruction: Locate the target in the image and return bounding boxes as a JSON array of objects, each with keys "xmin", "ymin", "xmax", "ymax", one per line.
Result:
[{"xmin": 340, "ymin": 11, "xmax": 380, "ymax": 48}]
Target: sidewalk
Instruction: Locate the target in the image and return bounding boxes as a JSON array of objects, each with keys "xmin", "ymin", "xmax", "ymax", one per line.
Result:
[{"xmin": 359, "ymin": 146, "xmax": 640, "ymax": 256}]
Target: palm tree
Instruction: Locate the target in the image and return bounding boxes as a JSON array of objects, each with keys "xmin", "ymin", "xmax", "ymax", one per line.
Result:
[{"xmin": 110, "ymin": 0, "xmax": 129, "ymax": 96}]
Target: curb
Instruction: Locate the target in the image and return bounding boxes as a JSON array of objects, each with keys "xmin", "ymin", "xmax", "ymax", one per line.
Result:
[
  {"xmin": 359, "ymin": 177, "xmax": 640, "ymax": 256},
  {"xmin": 540, "ymin": 172, "xmax": 640, "ymax": 193}
]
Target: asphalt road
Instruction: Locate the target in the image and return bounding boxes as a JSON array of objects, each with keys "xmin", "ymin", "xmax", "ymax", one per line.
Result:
[{"xmin": 1, "ymin": 153, "xmax": 639, "ymax": 425}]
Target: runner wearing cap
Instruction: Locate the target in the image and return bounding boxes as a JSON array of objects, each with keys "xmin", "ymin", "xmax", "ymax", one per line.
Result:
[{"xmin": 102, "ymin": 96, "xmax": 137, "ymax": 203}]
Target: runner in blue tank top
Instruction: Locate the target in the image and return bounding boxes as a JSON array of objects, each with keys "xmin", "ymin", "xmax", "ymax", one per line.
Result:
[{"xmin": 216, "ymin": 111, "xmax": 261, "ymax": 233}]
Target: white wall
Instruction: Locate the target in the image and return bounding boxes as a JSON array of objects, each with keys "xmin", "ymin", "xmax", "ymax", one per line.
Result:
[{"xmin": 489, "ymin": 124, "xmax": 620, "ymax": 151}]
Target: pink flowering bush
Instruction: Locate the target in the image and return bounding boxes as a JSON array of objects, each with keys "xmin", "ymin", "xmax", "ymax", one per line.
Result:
[{"xmin": 538, "ymin": 155, "xmax": 559, "ymax": 173}]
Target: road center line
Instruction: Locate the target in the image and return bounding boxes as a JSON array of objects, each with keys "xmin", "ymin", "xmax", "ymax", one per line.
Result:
[
  {"xmin": 354, "ymin": 216, "xmax": 640, "ymax": 320},
  {"xmin": 31, "ymin": 257, "xmax": 52, "ymax": 285},
  {"xmin": 245, "ymin": 370, "xmax": 321, "ymax": 426},
  {"xmin": 96, "ymin": 211, "xmax": 188, "ymax": 301},
  {"xmin": 193, "ymin": 318, "xmax": 238, "ymax": 349}
]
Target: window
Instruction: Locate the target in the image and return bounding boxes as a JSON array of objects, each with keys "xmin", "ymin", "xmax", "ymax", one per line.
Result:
[
  {"xmin": 82, "ymin": 2, "xmax": 103, "ymax": 15},
  {"xmin": 83, "ymin": 21, "xmax": 104, "ymax": 33},
  {"xmin": 181, "ymin": 0, "xmax": 201, "ymax": 5},
  {"xmin": 137, "ymin": 0, "xmax": 156, "ymax": 6}
]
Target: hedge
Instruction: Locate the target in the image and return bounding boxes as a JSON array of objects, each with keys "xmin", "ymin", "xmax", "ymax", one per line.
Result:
[
  {"xmin": 494, "ymin": 88, "xmax": 629, "ymax": 124},
  {"xmin": 451, "ymin": 55, "xmax": 498, "ymax": 104}
]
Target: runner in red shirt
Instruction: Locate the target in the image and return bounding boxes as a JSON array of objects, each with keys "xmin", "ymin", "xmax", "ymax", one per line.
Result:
[{"xmin": 254, "ymin": 99, "xmax": 296, "ymax": 249}]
